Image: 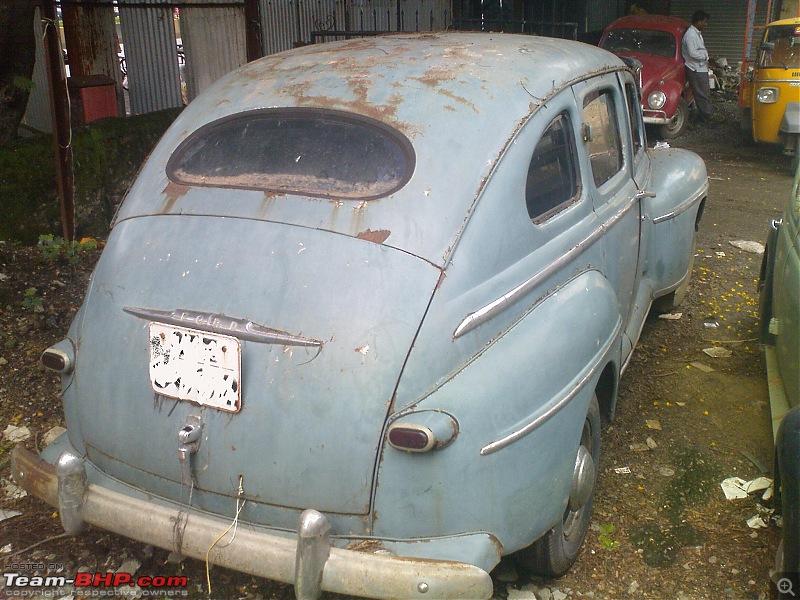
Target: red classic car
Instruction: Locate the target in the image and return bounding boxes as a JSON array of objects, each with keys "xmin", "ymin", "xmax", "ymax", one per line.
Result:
[{"xmin": 600, "ymin": 15, "xmax": 691, "ymax": 139}]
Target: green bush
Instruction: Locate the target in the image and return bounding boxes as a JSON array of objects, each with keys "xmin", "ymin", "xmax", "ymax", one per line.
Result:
[{"xmin": 0, "ymin": 107, "xmax": 181, "ymax": 244}]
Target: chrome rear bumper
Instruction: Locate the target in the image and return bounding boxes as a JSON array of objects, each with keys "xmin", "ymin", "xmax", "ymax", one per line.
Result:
[{"xmin": 11, "ymin": 446, "xmax": 493, "ymax": 600}]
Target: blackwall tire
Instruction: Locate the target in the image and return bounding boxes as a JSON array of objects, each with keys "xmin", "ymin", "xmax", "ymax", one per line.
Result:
[{"xmin": 516, "ymin": 395, "xmax": 601, "ymax": 578}]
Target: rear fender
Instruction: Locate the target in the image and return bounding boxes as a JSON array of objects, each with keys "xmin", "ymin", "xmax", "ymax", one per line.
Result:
[
  {"xmin": 372, "ymin": 270, "xmax": 621, "ymax": 553},
  {"xmin": 642, "ymin": 148, "xmax": 707, "ymax": 297}
]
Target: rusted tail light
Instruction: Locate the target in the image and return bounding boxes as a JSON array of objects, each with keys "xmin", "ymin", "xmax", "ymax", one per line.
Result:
[
  {"xmin": 386, "ymin": 411, "xmax": 459, "ymax": 453},
  {"xmin": 388, "ymin": 425, "xmax": 435, "ymax": 452},
  {"xmin": 41, "ymin": 340, "xmax": 74, "ymax": 374}
]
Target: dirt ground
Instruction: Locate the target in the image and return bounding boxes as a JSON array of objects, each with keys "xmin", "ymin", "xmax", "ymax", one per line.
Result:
[{"xmin": 0, "ymin": 97, "xmax": 795, "ymax": 599}]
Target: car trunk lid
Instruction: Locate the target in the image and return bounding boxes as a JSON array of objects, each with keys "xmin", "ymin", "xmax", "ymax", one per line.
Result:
[{"xmin": 72, "ymin": 215, "xmax": 440, "ymax": 515}]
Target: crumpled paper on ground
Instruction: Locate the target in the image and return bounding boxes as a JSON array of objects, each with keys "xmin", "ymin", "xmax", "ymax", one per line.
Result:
[{"xmin": 721, "ymin": 476, "xmax": 773, "ymax": 500}]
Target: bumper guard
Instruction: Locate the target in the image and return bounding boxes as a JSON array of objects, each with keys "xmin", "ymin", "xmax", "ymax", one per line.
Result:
[{"xmin": 11, "ymin": 446, "xmax": 493, "ymax": 600}]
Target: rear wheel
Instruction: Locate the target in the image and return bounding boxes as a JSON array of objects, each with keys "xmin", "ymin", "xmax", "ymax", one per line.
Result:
[
  {"xmin": 659, "ymin": 98, "xmax": 689, "ymax": 140},
  {"xmin": 517, "ymin": 395, "xmax": 601, "ymax": 577}
]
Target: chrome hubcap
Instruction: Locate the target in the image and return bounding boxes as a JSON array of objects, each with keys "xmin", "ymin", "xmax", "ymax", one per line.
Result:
[{"xmin": 568, "ymin": 445, "xmax": 595, "ymax": 512}]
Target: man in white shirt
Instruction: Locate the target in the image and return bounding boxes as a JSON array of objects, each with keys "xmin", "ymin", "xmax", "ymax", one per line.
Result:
[{"xmin": 681, "ymin": 10, "xmax": 714, "ymax": 123}]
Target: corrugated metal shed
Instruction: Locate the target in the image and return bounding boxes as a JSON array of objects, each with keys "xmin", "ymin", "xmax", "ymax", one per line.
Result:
[
  {"xmin": 259, "ymin": 0, "xmax": 451, "ymax": 55},
  {"xmin": 118, "ymin": 0, "xmax": 183, "ymax": 114},
  {"xmin": 670, "ymin": 0, "xmax": 772, "ymax": 65},
  {"xmin": 181, "ymin": 0, "xmax": 248, "ymax": 102}
]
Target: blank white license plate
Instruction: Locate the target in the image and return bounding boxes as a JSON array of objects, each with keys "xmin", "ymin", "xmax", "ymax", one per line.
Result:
[{"xmin": 148, "ymin": 323, "xmax": 241, "ymax": 412}]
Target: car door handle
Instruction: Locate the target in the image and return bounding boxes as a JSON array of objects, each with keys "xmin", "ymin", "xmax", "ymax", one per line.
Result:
[{"xmin": 636, "ymin": 189, "xmax": 657, "ymax": 199}]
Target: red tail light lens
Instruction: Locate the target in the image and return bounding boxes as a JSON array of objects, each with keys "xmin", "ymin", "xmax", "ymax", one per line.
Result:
[
  {"xmin": 387, "ymin": 425, "xmax": 434, "ymax": 452},
  {"xmin": 41, "ymin": 348, "xmax": 72, "ymax": 374}
]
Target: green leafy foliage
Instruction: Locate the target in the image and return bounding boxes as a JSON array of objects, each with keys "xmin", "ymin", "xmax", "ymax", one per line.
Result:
[
  {"xmin": 598, "ymin": 523, "xmax": 621, "ymax": 550},
  {"xmin": 22, "ymin": 287, "xmax": 43, "ymax": 312},
  {"xmin": 37, "ymin": 234, "xmax": 98, "ymax": 265}
]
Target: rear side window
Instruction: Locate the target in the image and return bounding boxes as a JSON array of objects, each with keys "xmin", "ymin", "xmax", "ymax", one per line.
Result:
[
  {"xmin": 525, "ymin": 113, "xmax": 581, "ymax": 222},
  {"xmin": 167, "ymin": 108, "xmax": 415, "ymax": 200}
]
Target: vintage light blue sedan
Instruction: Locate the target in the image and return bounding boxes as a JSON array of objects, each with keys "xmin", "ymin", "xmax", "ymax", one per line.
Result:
[{"xmin": 14, "ymin": 33, "xmax": 707, "ymax": 599}]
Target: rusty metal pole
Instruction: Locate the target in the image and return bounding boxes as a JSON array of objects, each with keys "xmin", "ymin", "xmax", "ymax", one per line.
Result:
[
  {"xmin": 243, "ymin": 0, "xmax": 262, "ymax": 63},
  {"xmin": 41, "ymin": 0, "xmax": 75, "ymax": 241}
]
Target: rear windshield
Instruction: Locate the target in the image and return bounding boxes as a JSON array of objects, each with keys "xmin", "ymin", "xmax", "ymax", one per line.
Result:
[
  {"xmin": 167, "ymin": 108, "xmax": 415, "ymax": 200},
  {"xmin": 601, "ymin": 28, "xmax": 677, "ymax": 58}
]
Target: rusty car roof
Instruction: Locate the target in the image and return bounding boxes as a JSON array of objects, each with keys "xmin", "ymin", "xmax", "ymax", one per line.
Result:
[
  {"xmin": 119, "ymin": 33, "xmax": 627, "ymax": 266},
  {"xmin": 210, "ymin": 33, "xmax": 624, "ymax": 120}
]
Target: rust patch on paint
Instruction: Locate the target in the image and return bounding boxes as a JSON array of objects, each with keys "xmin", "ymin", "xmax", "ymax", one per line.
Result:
[
  {"xmin": 437, "ymin": 88, "xmax": 479, "ymax": 113},
  {"xmin": 162, "ymin": 181, "xmax": 190, "ymax": 213},
  {"xmin": 356, "ymin": 229, "xmax": 391, "ymax": 244},
  {"xmin": 347, "ymin": 539, "xmax": 386, "ymax": 552}
]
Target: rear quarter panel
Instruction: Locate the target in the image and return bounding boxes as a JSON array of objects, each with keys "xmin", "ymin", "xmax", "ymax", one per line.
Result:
[{"xmin": 373, "ymin": 270, "xmax": 620, "ymax": 553}]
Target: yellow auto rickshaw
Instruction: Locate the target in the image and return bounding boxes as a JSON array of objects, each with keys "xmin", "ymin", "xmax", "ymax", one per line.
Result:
[{"xmin": 740, "ymin": 18, "xmax": 800, "ymax": 170}]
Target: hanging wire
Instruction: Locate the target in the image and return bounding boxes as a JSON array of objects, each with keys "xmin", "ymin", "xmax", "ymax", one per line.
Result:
[{"xmin": 205, "ymin": 475, "xmax": 246, "ymax": 595}]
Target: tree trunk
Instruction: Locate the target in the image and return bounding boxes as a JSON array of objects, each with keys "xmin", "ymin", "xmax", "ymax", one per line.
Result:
[{"xmin": 0, "ymin": 0, "xmax": 38, "ymax": 145}]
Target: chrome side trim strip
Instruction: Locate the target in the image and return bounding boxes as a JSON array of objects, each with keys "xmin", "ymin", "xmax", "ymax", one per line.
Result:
[
  {"xmin": 123, "ymin": 307, "xmax": 323, "ymax": 347},
  {"xmin": 480, "ymin": 319, "xmax": 621, "ymax": 456},
  {"xmin": 652, "ymin": 183, "xmax": 708, "ymax": 224},
  {"xmin": 454, "ymin": 196, "xmax": 638, "ymax": 339}
]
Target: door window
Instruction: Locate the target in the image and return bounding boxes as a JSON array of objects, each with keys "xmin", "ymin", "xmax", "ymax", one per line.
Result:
[
  {"xmin": 624, "ymin": 83, "xmax": 645, "ymax": 156},
  {"xmin": 582, "ymin": 90, "xmax": 623, "ymax": 188}
]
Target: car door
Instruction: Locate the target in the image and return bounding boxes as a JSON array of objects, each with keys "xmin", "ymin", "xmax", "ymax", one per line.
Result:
[
  {"xmin": 620, "ymin": 72, "xmax": 658, "ymax": 348},
  {"xmin": 773, "ymin": 181, "xmax": 800, "ymax": 407},
  {"xmin": 572, "ymin": 73, "xmax": 643, "ymax": 366}
]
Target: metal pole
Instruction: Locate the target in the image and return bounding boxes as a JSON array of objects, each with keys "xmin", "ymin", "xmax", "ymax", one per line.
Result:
[
  {"xmin": 243, "ymin": 0, "xmax": 262, "ymax": 61},
  {"xmin": 41, "ymin": 0, "xmax": 76, "ymax": 241}
]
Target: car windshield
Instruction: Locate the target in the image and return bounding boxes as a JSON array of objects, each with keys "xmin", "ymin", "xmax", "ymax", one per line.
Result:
[
  {"xmin": 167, "ymin": 108, "xmax": 415, "ymax": 200},
  {"xmin": 758, "ymin": 24, "xmax": 800, "ymax": 68},
  {"xmin": 601, "ymin": 28, "xmax": 677, "ymax": 58}
]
